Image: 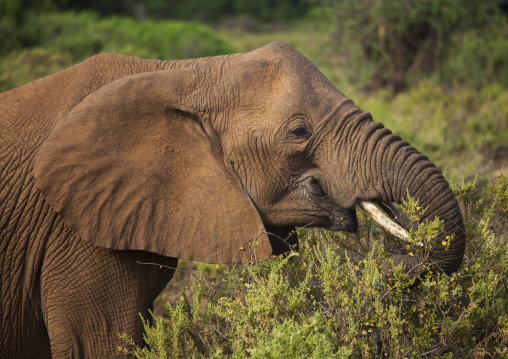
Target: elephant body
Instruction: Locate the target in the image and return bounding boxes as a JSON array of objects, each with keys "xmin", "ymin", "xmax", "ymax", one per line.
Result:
[
  {"xmin": 0, "ymin": 43, "xmax": 464, "ymax": 357},
  {"xmin": 1, "ymin": 55, "xmax": 183, "ymax": 357}
]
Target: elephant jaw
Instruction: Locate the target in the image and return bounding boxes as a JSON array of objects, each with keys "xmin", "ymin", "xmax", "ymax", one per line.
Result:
[{"xmin": 358, "ymin": 201, "xmax": 422, "ymax": 246}]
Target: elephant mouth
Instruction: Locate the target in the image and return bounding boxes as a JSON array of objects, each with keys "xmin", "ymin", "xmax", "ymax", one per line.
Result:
[{"xmin": 328, "ymin": 206, "xmax": 358, "ymax": 232}]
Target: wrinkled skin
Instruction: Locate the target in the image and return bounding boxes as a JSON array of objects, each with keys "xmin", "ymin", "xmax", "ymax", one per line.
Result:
[{"xmin": 0, "ymin": 43, "xmax": 465, "ymax": 357}]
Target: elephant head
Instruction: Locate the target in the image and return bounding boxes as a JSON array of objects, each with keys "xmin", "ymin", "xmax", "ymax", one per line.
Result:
[{"xmin": 33, "ymin": 43, "xmax": 465, "ymax": 275}]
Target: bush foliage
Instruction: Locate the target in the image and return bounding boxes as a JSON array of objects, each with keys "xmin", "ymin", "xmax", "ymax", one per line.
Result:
[
  {"xmin": 0, "ymin": 12, "xmax": 234, "ymax": 92},
  {"xmin": 121, "ymin": 174, "xmax": 508, "ymax": 358},
  {"xmin": 25, "ymin": 12, "xmax": 234, "ymax": 60},
  {"xmin": 0, "ymin": 0, "xmax": 312, "ymax": 24},
  {"xmin": 322, "ymin": 0, "xmax": 507, "ymax": 92}
]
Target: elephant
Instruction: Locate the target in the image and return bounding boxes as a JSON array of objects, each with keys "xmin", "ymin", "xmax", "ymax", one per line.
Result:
[{"xmin": 0, "ymin": 42, "xmax": 465, "ymax": 358}]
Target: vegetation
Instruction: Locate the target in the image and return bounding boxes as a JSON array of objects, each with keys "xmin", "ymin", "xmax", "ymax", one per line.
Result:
[
  {"xmin": 2, "ymin": 0, "xmax": 508, "ymax": 357},
  {"xmin": 0, "ymin": 12, "xmax": 233, "ymax": 91},
  {"xmin": 321, "ymin": 0, "xmax": 506, "ymax": 92},
  {"xmin": 120, "ymin": 174, "xmax": 508, "ymax": 357},
  {"xmin": 26, "ymin": 0, "xmax": 312, "ymax": 23}
]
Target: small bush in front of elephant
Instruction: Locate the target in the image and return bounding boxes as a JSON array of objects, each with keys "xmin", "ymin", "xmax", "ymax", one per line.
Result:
[{"xmin": 121, "ymin": 174, "xmax": 508, "ymax": 358}]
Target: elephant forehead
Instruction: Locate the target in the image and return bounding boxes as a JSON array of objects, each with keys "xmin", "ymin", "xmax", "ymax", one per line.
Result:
[
  {"xmin": 244, "ymin": 42, "xmax": 323, "ymax": 77},
  {"xmin": 231, "ymin": 54, "xmax": 346, "ymax": 118}
]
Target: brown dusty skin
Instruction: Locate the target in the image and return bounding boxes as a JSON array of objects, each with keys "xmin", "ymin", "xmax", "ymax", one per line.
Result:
[{"xmin": 0, "ymin": 43, "xmax": 464, "ymax": 357}]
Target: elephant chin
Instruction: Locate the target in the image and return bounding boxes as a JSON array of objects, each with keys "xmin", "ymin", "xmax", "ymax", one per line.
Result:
[{"xmin": 328, "ymin": 207, "xmax": 358, "ymax": 233}]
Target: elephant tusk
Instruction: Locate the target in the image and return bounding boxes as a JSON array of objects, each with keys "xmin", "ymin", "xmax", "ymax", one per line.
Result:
[
  {"xmin": 383, "ymin": 202, "xmax": 419, "ymax": 233},
  {"xmin": 358, "ymin": 200, "xmax": 423, "ymax": 246}
]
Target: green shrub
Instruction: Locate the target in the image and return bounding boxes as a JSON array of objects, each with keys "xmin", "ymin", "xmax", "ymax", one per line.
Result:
[
  {"xmin": 441, "ymin": 28, "xmax": 508, "ymax": 89},
  {"xmin": 28, "ymin": 0, "xmax": 312, "ymax": 23},
  {"xmin": 23, "ymin": 12, "xmax": 234, "ymax": 60},
  {"xmin": 319, "ymin": 0, "xmax": 506, "ymax": 92},
  {"xmin": 247, "ymin": 313, "xmax": 344, "ymax": 359},
  {"xmin": 121, "ymin": 174, "xmax": 508, "ymax": 357},
  {"xmin": 0, "ymin": 48, "xmax": 73, "ymax": 92},
  {"xmin": 0, "ymin": 11, "xmax": 235, "ymax": 91}
]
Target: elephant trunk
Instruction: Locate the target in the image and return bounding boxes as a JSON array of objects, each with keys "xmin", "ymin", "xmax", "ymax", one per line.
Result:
[{"xmin": 351, "ymin": 117, "xmax": 465, "ymax": 276}]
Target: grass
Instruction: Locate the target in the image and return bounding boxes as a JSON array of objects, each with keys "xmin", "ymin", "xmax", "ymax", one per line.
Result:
[{"xmin": 0, "ymin": 12, "xmax": 234, "ymax": 92}]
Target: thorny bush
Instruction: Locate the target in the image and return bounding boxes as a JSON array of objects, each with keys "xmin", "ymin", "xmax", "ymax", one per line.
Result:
[{"xmin": 121, "ymin": 173, "xmax": 508, "ymax": 358}]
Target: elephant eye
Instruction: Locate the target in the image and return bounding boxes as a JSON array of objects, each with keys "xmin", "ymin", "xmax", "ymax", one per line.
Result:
[
  {"xmin": 287, "ymin": 121, "xmax": 312, "ymax": 140},
  {"xmin": 290, "ymin": 126, "xmax": 309, "ymax": 137},
  {"xmin": 309, "ymin": 177, "xmax": 326, "ymax": 197}
]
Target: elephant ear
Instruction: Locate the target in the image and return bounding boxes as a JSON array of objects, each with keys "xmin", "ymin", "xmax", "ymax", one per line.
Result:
[{"xmin": 33, "ymin": 68, "xmax": 272, "ymax": 264}]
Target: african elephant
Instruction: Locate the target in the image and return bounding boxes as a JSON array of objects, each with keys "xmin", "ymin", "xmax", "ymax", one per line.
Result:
[{"xmin": 0, "ymin": 42, "xmax": 465, "ymax": 358}]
